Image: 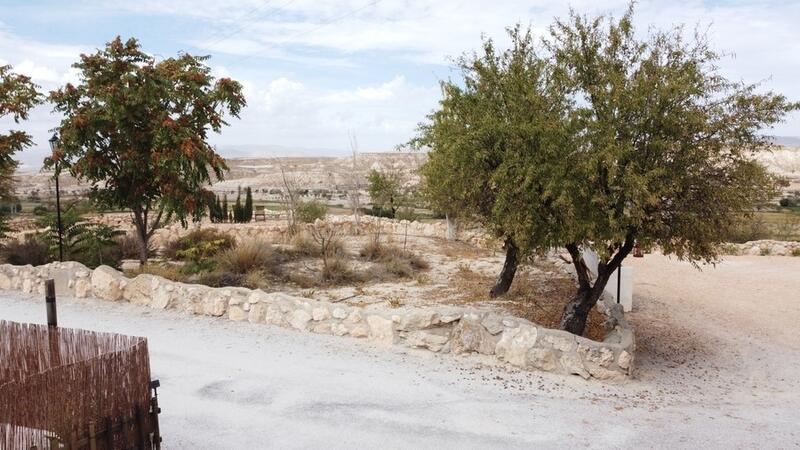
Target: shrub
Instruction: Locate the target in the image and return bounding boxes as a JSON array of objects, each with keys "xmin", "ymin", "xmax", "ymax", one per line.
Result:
[
  {"xmin": 395, "ymin": 207, "xmax": 418, "ymax": 221},
  {"xmin": 725, "ymin": 216, "xmax": 769, "ymax": 243},
  {"xmin": 32, "ymin": 205, "xmax": 49, "ymax": 215},
  {"xmin": 289, "ymin": 231, "xmax": 321, "ymax": 256},
  {"xmin": 162, "ymin": 228, "xmax": 235, "ymax": 260},
  {"xmin": 218, "ymin": 240, "xmax": 281, "ymax": 275},
  {"xmin": 358, "ymin": 238, "xmax": 429, "ymax": 278},
  {"xmin": 241, "ymin": 269, "xmax": 269, "ymax": 289},
  {"xmin": 321, "ymin": 256, "xmax": 356, "ymax": 283},
  {"xmin": 115, "ymin": 233, "xmax": 148, "ymax": 260},
  {"xmin": 127, "ymin": 263, "xmax": 187, "ymax": 282},
  {"xmin": 295, "ymin": 200, "xmax": 327, "ymax": 224},
  {"xmin": 791, "ymin": 247, "xmax": 800, "ymax": 257},
  {"xmin": 759, "ymin": 245, "xmax": 772, "ymax": 256},
  {"xmin": 195, "ymin": 270, "xmax": 242, "ymax": 288},
  {"xmin": 0, "ymin": 234, "xmax": 51, "ymax": 266}
]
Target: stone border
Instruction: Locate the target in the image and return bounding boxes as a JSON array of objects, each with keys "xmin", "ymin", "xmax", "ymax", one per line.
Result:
[{"xmin": 0, "ymin": 262, "xmax": 635, "ymax": 380}]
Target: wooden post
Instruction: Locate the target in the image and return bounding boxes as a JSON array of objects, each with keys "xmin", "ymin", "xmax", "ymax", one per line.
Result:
[
  {"xmin": 45, "ymin": 279, "xmax": 57, "ymax": 327},
  {"xmin": 88, "ymin": 421, "xmax": 98, "ymax": 450}
]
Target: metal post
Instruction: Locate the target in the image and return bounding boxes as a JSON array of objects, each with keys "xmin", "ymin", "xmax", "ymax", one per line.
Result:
[
  {"xmin": 616, "ymin": 263, "xmax": 622, "ymax": 304},
  {"xmin": 45, "ymin": 279, "xmax": 57, "ymax": 327},
  {"xmin": 54, "ymin": 161, "xmax": 64, "ymax": 262}
]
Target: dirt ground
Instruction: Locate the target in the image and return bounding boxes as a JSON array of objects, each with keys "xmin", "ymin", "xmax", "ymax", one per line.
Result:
[{"xmin": 2, "ymin": 251, "xmax": 799, "ymax": 447}]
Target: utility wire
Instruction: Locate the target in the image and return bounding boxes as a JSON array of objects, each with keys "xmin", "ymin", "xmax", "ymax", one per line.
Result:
[{"xmin": 203, "ymin": 0, "xmax": 299, "ymax": 51}]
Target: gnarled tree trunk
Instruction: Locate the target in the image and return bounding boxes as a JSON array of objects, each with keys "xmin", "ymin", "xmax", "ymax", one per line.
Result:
[
  {"xmin": 489, "ymin": 237, "xmax": 519, "ymax": 298},
  {"xmin": 560, "ymin": 237, "xmax": 634, "ymax": 335}
]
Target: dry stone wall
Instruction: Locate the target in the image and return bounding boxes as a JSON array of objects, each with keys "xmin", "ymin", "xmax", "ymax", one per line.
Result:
[{"xmin": 0, "ymin": 262, "xmax": 635, "ymax": 381}]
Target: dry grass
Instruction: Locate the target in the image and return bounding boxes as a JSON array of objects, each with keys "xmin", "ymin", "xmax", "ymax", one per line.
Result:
[
  {"xmin": 126, "ymin": 263, "xmax": 187, "ymax": 283},
  {"xmin": 241, "ymin": 269, "xmax": 269, "ymax": 289},
  {"xmin": 446, "ymin": 261, "xmax": 605, "ymax": 341},
  {"xmin": 218, "ymin": 239, "xmax": 282, "ymax": 275},
  {"xmin": 440, "ymin": 240, "xmax": 491, "ymax": 259},
  {"xmin": 359, "ymin": 239, "xmax": 429, "ymax": 279}
]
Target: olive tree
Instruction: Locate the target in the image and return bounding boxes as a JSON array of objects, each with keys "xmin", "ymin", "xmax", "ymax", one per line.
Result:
[
  {"xmin": 416, "ymin": 8, "xmax": 797, "ymax": 335},
  {"xmin": 413, "ymin": 27, "xmax": 568, "ymax": 297},
  {"xmin": 48, "ymin": 37, "xmax": 246, "ymax": 262}
]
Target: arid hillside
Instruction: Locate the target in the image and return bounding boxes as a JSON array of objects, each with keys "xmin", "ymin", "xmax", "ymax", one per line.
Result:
[{"xmin": 12, "ymin": 152, "xmax": 426, "ymax": 200}]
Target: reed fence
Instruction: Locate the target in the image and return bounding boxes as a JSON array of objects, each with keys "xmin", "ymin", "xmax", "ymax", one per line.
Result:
[{"xmin": 0, "ymin": 320, "xmax": 161, "ymax": 449}]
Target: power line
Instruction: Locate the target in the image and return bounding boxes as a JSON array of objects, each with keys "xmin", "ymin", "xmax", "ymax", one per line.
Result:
[{"xmin": 203, "ymin": 0, "xmax": 299, "ymax": 52}]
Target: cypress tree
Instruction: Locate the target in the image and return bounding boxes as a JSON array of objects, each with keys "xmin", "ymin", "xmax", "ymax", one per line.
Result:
[
  {"xmin": 222, "ymin": 194, "xmax": 229, "ymax": 222},
  {"xmin": 244, "ymin": 187, "xmax": 253, "ymax": 223}
]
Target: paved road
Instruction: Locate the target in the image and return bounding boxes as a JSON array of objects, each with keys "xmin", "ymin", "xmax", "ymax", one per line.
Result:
[{"xmin": 1, "ymin": 283, "xmax": 797, "ymax": 449}]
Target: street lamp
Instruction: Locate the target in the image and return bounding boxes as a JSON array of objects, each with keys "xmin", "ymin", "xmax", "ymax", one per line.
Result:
[{"xmin": 48, "ymin": 133, "xmax": 64, "ymax": 262}]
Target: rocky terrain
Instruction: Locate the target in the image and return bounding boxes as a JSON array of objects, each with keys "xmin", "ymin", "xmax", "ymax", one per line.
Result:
[{"xmin": 11, "ymin": 152, "xmax": 426, "ymax": 200}]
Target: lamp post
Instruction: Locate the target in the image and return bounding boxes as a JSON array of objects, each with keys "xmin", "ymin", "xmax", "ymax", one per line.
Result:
[{"xmin": 48, "ymin": 133, "xmax": 64, "ymax": 262}]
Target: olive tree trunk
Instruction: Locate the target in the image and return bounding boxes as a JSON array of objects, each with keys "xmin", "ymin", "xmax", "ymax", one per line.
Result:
[
  {"xmin": 559, "ymin": 237, "xmax": 634, "ymax": 335},
  {"xmin": 489, "ymin": 237, "xmax": 519, "ymax": 298}
]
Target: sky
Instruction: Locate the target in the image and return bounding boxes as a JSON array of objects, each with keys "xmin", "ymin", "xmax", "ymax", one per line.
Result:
[{"xmin": 1, "ymin": 0, "xmax": 799, "ymax": 169}]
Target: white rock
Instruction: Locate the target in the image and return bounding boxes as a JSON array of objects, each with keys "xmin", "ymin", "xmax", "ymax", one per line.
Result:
[
  {"xmin": 332, "ymin": 307, "xmax": 348, "ymax": 319},
  {"xmin": 450, "ymin": 318, "xmax": 496, "ymax": 355},
  {"xmin": 560, "ymin": 353, "xmax": 589, "ymax": 379},
  {"xmin": 288, "ymin": 310, "xmax": 312, "ymax": 330},
  {"xmin": 74, "ymin": 278, "xmax": 91, "ymax": 298},
  {"xmin": 90, "ymin": 265, "xmax": 125, "ymax": 301},
  {"xmin": 229, "ymin": 305, "xmax": 248, "ymax": 321},
  {"xmin": 481, "ymin": 313, "xmax": 504, "ymax": 335},
  {"xmin": 495, "ymin": 324, "xmax": 538, "ymax": 366},
  {"xmin": 366, "ymin": 315, "xmax": 396, "ymax": 345},
  {"xmin": 405, "ymin": 330, "xmax": 450, "ymax": 352},
  {"xmin": 312, "ymin": 307, "xmax": 331, "ymax": 321},
  {"xmin": 398, "ymin": 311, "xmax": 440, "ymax": 331},
  {"xmin": 617, "ymin": 350, "xmax": 633, "ymax": 370},
  {"xmin": 0, "ymin": 272, "xmax": 13, "ymax": 290}
]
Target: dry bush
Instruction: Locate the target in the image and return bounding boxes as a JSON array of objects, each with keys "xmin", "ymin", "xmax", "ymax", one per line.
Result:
[
  {"xmin": 359, "ymin": 236, "xmax": 384, "ymax": 260},
  {"xmin": 114, "ymin": 233, "xmax": 148, "ymax": 260},
  {"xmin": 358, "ymin": 237, "xmax": 429, "ymax": 279},
  {"xmin": 289, "ymin": 231, "xmax": 321, "ymax": 256},
  {"xmin": 241, "ymin": 269, "xmax": 269, "ymax": 289},
  {"xmin": 791, "ymin": 247, "xmax": 800, "ymax": 257},
  {"xmin": 0, "ymin": 235, "xmax": 51, "ymax": 266},
  {"xmin": 127, "ymin": 263, "xmax": 187, "ymax": 283},
  {"xmin": 321, "ymin": 256, "xmax": 359, "ymax": 284},
  {"xmin": 218, "ymin": 239, "xmax": 282, "ymax": 275},
  {"xmin": 162, "ymin": 228, "xmax": 235, "ymax": 260},
  {"xmin": 195, "ymin": 270, "xmax": 243, "ymax": 288}
]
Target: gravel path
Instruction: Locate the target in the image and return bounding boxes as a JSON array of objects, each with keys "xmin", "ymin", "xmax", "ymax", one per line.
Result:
[{"xmin": 1, "ymin": 253, "xmax": 798, "ymax": 448}]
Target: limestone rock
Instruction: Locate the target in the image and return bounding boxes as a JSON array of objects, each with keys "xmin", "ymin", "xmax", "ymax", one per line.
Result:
[
  {"xmin": 617, "ymin": 350, "xmax": 633, "ymax": 370},
  {"xmin": 398, "ymin": 311, "xmax": 440, "ymax": 331},
  {"xmin": 312, "ymin": 322, "xmax": 332, "ymax": 334},
  {"xmin": 123, "ymin": 274, "xmax": 157, "ymax": 306},
  {"xmin": 495, "ymin": 324, "xmax": 538, "ymax": 366},
  {"xmin": 152, "ymin": 282, "xmax": 177, "ymax": 310},
  {"xmin": 90, "ymin": 265, "xmax": 125, "ymax": 301},
  {"xmin": 74, "ymin": 278, "xmax": 91, "ymax": 298},
  {"xmin": 312, "ymin": 307, "xmax": 331, "ymax": 321},
  {"xmin": 366, "ymin": 315, "xmax": 396, "ymax": 345},
  {"xmin": 229, "ymin": 305, "xmax": 247, "ymax": 321},
  {"xmin": 332, "ymin": 307, "xmax": 348, "ymax": 319},
  {"xmin": 0, "ymin": 273, "xmax": 12, "ymax": 290},
  {"xmin": 481, "ymin": 313, "xmax": 504, "ymax": 335},
  {"xmin": 248, "ymin": 303, "xmax": 267, "ymax": 323},
  {"xmin": 405, "ymin": 330, "xmax": 450, "ymax": 352},
  {"xmin": 450, "ymin": 318, "xmax": 496, "ymax": 355},
  {"xmin": 349, "ymin": 323, "xmax": 369, "ymax": 338},
  {"xmin": 288, "ymin": 310, "xmax": 312, "ymax": 330},
  {"xmin": 560, "ymin": 353, "xmax": 589, "ymax": 379},
  {"xmin": 528, "ymin": 347, "xmax": 557, "ymax": 371}
]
